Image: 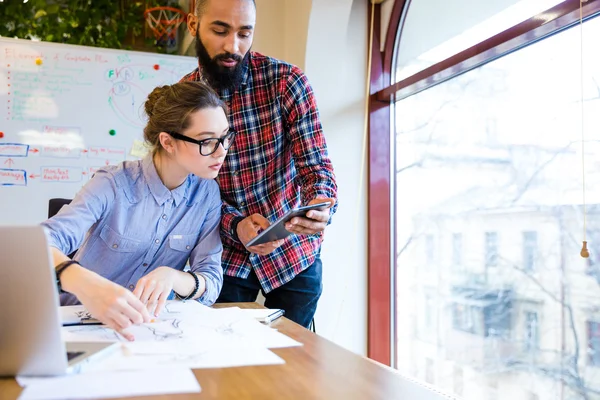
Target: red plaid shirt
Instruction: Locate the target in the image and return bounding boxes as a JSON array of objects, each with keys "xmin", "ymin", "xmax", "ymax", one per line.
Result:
[{"xmin": 181, "ymin": 52, "xmax": 338, "ymax": 292}]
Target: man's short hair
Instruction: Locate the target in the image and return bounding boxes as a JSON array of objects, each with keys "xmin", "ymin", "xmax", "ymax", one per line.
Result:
[{"xmin": 195, "ymin": 0, "xmax": 256, "ymax": 16}]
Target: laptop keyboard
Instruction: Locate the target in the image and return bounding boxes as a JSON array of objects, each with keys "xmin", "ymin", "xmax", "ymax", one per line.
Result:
[{"xmin": 66, "ymin": 351, "xmax": 84, "ymax": 361}]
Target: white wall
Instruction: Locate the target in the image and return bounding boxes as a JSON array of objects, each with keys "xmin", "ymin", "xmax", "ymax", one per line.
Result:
[
  {"xmin": 304, "ymin": 0, "xmax": 368, "ymax": 356},
  {"xmin": 252, "ymin": 0, "xmax": 369, "ymax": 356},
  {"xmin": 253, "ymin": 0, "xmax": 312, "ymax": 70}
]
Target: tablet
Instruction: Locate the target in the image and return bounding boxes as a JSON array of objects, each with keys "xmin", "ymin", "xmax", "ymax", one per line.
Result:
[{"xmin": 246, "ymin": 202, "xmax": 332, "ymax": 247}]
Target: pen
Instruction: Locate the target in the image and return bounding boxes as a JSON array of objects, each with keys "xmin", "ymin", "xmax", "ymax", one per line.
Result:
[
  {"xmin": 263, "ymin": 309, "xmax": 285, "ymax": 324},
  {"xmin": 62, "ymin": 317, "xmax": 103, "ymax": 327}
]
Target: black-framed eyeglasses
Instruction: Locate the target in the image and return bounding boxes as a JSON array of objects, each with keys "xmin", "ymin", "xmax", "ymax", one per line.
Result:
[{"xmin": 167, "ymin": 129, "xmax": 236, "ymax": 156}]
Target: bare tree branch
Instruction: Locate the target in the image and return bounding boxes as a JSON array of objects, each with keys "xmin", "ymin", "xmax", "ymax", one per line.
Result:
[
  {"xmin": 500, "ymin": 256, "xmax": 590, "ymax": 400},
  {"xmin": 510, "ymin": 141, "xmax": 576, "ymax": 205}
]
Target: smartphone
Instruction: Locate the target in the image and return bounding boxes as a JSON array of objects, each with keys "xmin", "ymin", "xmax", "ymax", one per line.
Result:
[{"xmin": 245, "ymin": 202, "xmax": 331, "ymax": 247}]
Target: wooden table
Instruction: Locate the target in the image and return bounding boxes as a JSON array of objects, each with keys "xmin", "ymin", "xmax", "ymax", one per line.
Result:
[{"xmin": 0, "ymin": 303, "xmax": 456, "ymax": 400}]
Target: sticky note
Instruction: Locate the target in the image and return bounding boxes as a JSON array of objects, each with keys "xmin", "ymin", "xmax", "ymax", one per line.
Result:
[{"xmin": 130, "ymin": 139, "xmax": 150, "ymax": 158}]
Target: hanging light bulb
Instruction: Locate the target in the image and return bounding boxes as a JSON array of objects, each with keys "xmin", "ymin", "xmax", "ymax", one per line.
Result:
[{"xmin": 579, "ymin": 0, "xmax": 590, "ymax": 259}]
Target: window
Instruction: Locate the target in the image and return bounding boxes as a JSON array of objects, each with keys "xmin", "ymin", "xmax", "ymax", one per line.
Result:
[
  {"xmin": 586, "ymin": 229, "xmax": 600, "ymax": 280},
  {"xmin": 452, "ymin": 294, "xmax": 511, "ymax": 338},
  {"xmin": 424, "ymin": 293, "xmax": 435, "ymax": 329},
  {"xmin": 453, "ymin": 365, "xmax": 463, "ymax": 396},
  {"xmin": 524, "ymin": 311, "xmax": 539, "ymax": 351},
  {"xmin": 485, "ymin": 232, "xmax": 498, "ymax": 267},
  {"xmin": 393, "ymin": 9, "xmax": 600, "ymax": 400},
  {"xmin": 394, "ymin": 0, "xmax": 567, "ymax": 82},
  {"xmin": 425, "ymin": 234, "xmax": 435, "ymax": 264},
  {"xmin": 425, "ymin": 358, "xmax": 434, "ymax": 384},
  {"xmin": 522, "ymin": 231, "xmax": 537, "ymax": 272},
  {"xmin": 589, "ymin": 321, "xmax": 600, "ymax": 367},
  {"xmin": 453, "ymin": 304, "xmax": 474, "ymax": 333},
  {"xmin": 488, "ymin": 377, "xmax": 498, "ymax": 400},
  {"xmin": 452, "ymin": 233, "xmax": 463, "ymax": 268},
  {"xmin": 485, "ymin": 118, "xmax": 498, "ymax": 145}
]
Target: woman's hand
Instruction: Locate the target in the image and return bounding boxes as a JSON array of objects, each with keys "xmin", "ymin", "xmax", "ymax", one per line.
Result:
[
  {"xmin": 62, "ymin": 266, "xmax": 152, "ymax": 341},
  {"xmin": 133, "ymin": 266, "xmax": 177, "ymax": 317}
]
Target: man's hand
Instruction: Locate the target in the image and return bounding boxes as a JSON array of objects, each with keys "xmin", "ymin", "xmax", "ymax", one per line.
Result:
[
  {"xmin": 237, "ymin": 213, "xmax": 284, "ymax": 256},
  {"xmin": 64, "ymin": 267, "xmax": 152, "ymax": 341},
  {"xmin": 285, "ymin": 198, "xmax": 335, "ymax": 235},
  {"xmin": 133, "ymin": 266, "xmax": 177, "ymax": 317}
]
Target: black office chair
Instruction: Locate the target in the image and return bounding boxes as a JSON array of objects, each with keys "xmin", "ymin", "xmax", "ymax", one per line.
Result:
[
  {"xmin": 48, "ymin": 198, "xmax": 77, "ymax": 258},
  {"xmin": 48, "ymin": 198, "xmax": 72, "ymax": 219}
]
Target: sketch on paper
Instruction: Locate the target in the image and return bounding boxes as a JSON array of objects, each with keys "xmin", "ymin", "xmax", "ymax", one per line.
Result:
[
  {"xmin": 63, "ymin": 325, "xmax": 122, "ymax": 342},
  {"xmin": 61, "ymin": 300, "xmax": 300, "ymax": 349},
  {"xmin": 135, "ymin": 318, "xmax": 184, "ymax": 341},
  {"xmin": 75, "ymin": 310, "xmax": 93, "ymax": 320}
]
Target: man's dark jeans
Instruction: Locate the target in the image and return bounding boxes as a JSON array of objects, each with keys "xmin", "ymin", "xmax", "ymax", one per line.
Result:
[{"xmin": 216, "ymin": 256, "xmax": 323, "ymax": 329}]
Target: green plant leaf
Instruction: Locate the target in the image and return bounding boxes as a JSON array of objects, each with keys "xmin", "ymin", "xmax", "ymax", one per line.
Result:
[
  {"xmin": 33, "ymin": 10, "xmax": 47, "ymax": 19},
  {"xmin": 47, "ymin": 4, "xmax": 59, "ymax": 14}
]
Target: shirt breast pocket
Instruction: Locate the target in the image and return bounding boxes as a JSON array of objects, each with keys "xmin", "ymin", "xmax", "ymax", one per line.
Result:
[
  {"xmin": 99, "ymin": 225, "xmax": 143, "ymax": 253},
  {"xmin": 168, "ymin": 234, "xmax": 198, "ymax": 253}
]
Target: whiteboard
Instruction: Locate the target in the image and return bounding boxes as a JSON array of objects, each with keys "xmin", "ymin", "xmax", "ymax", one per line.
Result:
[{"xmin": 0, "ymin": 37, "xmax": 198, "ymax": 225}]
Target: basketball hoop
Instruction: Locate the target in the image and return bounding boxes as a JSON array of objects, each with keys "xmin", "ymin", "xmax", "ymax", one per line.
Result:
[{"xmin": 144, "ymin": 6, "xmax": 187, "ymax": 50}]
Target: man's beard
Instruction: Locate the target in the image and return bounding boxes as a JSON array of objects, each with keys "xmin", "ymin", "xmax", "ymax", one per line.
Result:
[{"xmin": 195, "ymin": 30, "xmax": 249, "ymax": 91}]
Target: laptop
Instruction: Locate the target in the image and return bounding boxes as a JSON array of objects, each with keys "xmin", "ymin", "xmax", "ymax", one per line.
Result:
[{"xmin": 0, "ymin": 226, "xmax": 117, "ymax": 376}]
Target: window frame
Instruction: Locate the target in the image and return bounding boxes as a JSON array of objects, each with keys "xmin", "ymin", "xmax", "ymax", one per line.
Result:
[{"xmin": 367, "ymin": 0, "xmax": 600, "ymax": 366}]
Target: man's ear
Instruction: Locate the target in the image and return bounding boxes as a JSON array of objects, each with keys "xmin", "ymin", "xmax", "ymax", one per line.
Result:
[
  {"xmin": 187, "ymin": 13, "xmax": 199, "ymax": 36},
  {"xmin": 158, "ymin": 132, "xmax": 175, "ymax": 154}
]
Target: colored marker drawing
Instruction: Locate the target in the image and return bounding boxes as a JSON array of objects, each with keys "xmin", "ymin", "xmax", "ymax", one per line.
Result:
[
  {"xmin": 0, "ymin": 168, "xmax": 27, "ymax": 186},
  {"xmin": 41, "ymin": 146, "xmax": 82, "ymax": 159},
  {"xmin": 0, "ymin": 143, "xmax": 29, "ymax": 157},
  {"xmin": 105, "ymin": 62, "xmax": 195, "ymax": 128},
  {"xmin": 40, "ymin": 166, "xmax": 82, "ymax": 183},
  {"xmin": 87, "ymin": 146, "xmax": 126, "ymax": 161}
]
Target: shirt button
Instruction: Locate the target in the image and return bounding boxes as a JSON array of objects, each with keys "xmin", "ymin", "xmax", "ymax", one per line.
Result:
[
  {"xmin": 186, "ymin": 245, "xmax": 190, "ymax": 250},
  {"xmin": 240, "ymin": 201, "xmax": 246, "ymax": 206},
  {"xmin": 162, "ymin": 214, "xmax": 167, "ymax": 219},
  {"xmin": 155, "ymin": 239, "xmax": 160, "ymax": 244},
  {"xmin": 143, "ymin": 263, "xmax": 148, "ymax": 267},
  {"xmin": 233, "ymin": 171, "xmax": 240, "ymax": 176},
  {"xmin": 129, "ymin": 285, "xmax": 134, "ymax": 290},
  {"xmin": 112, "ymin": 244, "xmax": 118, "ymax": 249}
]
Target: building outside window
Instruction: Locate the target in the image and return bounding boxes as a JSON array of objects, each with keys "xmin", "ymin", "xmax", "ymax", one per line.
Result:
[
  {"xmin": 522, "ymin": 231, "xmax": 537, "ymax": 272},
  {"xmin": 393, "ymin": 3, "xmax": 600, "ymax": 399}
]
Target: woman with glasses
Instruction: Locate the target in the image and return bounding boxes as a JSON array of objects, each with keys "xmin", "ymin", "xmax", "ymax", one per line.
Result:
[{"xmin": 42, "ymin": 81, "xmax": 235, "ymax": 340}]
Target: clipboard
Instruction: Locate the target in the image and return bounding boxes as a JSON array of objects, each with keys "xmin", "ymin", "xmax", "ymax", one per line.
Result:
[{"xmin": 246, "ymin": 202, "xmax": 331, "ymax": 247}]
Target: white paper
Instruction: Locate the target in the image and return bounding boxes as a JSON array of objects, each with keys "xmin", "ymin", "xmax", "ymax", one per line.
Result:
[
  {"xmin": 59, "ymin": 305, "xmax": 94, "ymax": 325},
  {"xmin": 17, "ymin": 368, "xmax": 200, "ymax": 399},
  {"xmin": 236, "ymin": 308, "xmax": 284, "ymax": 321},
  {"xmin": 129, "ymin": 139, "xmax": 150, "ymax": 158},
  {"xmin": 55, "ymin": 302, "xmax": 297, "ymax": 374},
  {"xmin": 61, "ymin": 300, "xmax": 216, "ymax": 343},
  {"xmin": 83, "ymin": 343, "xmax": 285, "ymax": 372},
  {"xmin": 185, "ymin": 318, "xmax": 302, "ymax": 349},
  {"xmin": 62, "ymin": 301, "xmax": 301, "ymax": 349}
]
